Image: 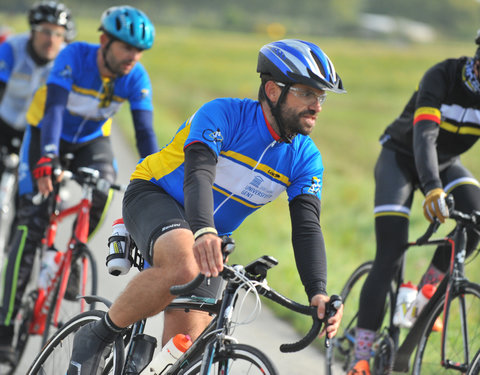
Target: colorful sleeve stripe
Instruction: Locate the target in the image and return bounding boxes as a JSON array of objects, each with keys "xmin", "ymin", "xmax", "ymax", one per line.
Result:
[{"xmin": 413, "ymin": 107, "xmax": 441, "ymax": 125}]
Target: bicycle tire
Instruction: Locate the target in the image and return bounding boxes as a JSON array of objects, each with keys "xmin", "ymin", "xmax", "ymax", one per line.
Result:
[
  {"xmin": 412, "ymin": 281, "xmax": 480, "ymax": 375},
  {"xmin": 27, "ymin": 309, "xmax": 123, "ymax": 375},
  {"xmin": 467, "ymin": 349, "xmax": 480, "ymax": 375},
  {"xmin": 325, "ymin": 261, "xmax": 372, "ymax": 375},
  {"xmin": 41, "ymin": 244, "xmax": 98, "ymax": 345},
  {"xmin": 14, "ymin": 290, "xmax": 37, "ymax": 366},
  {"xmin": 179, "ymin": 343, "xmax": 278, "ymax": 375},
  {"xmin": 325, "ymin": 261, "xmax": 396, "ymax": 375}
]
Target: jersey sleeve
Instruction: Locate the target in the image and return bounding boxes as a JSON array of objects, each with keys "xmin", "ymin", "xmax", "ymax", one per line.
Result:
[
  {"xmin": 0, "ymin": 41, "xmax": 14, "ymax": 83},
  {"xmin": 413, "ymin": 62, "xmax": 449, "ymax": 192},
  {"xmin": 46, "ymin": 43, "xmax": 77, "ymax": 91},
  {"xmin": 286, "ymin": 139, "xmax": 324, "ymax": 201},
  {"xmin": 125, "ymin": 63, "xmax": 153, "ymax": 112},
  {"xmin": 183, "ymin": 98, "xmax": 235, "ymax": 156}
]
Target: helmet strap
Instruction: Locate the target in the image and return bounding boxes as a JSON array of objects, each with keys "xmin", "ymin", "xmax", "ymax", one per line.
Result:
[
  {"xmin": 262, "ymin": 83, "xmax": 295, "ymax": 143},
  {"xmin": 101, "ymin": 36, "xmax": 119, "ymax": 77}
]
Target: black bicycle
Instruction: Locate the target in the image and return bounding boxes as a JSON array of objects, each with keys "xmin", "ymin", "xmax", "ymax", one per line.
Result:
[
  {"xmin": 326, "ymin": 197, "xmax": 480, "ymax": 374},
  {"xmin": 27, "ymin": 237, "xmax": 342, "ymax": 374}
]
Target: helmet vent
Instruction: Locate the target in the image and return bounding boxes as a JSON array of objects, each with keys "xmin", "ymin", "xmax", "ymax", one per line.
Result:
[{"xmin": 310, "ymin": 51, "xmax": 327, "ymax": 82}]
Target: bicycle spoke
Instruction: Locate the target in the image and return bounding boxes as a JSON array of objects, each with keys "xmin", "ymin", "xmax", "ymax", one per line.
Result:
[{"xmin": 414, "ymin": 283, "xmax": 480, "ymax": 374}]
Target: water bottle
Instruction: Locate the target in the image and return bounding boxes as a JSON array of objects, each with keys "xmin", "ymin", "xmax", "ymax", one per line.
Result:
[
  {"xmin": 141, "ymin": 333, "xmax": 192, "ymax": 375},
  {"xmin": 38, "ymin": 248, "xmax": 62, "ymax": 290},
  {"xmin": 393, "ymin": 281, "xmax": 417, "ymax": 328},
  {"xmin": 404, "ymin": 284, "xmax": 437, "ymax": 326},
  {"xmin": 107, "ymin": 218, "xmax": 132, "ymax": 276}
]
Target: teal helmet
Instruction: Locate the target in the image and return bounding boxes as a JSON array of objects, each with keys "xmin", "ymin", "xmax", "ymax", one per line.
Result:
[{"xmin": 99, "ymin": 6, "xmax": 154, "ymax": 50}]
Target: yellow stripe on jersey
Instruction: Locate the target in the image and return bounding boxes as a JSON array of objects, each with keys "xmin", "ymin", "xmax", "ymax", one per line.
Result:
[
  {"xmin": 72, "ymin": 84, "xmax": 123, "ymax": 104},
  {"xmin": 440, "ymin": 121, "xmax": 480, "ymax": 136},
  {"xmin": 220, "ymin": 150, "xmax": 290, "ymax": 186},
  {"xmin": 101, "ymin": 118, "xmax": 112, "ymax": 136},
  {"xmin": 131, "ymin": 119, "xmax": 192, "ymax": 181},
  {"xmin": 26, "ymin": 85, "xmax": 47, "ymax": 126},
  {"xmin": 212, "ymin": 185, "xmax": 263, "ymax": 209}
]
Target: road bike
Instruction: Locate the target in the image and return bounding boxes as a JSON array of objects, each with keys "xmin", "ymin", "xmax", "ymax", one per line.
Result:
[
  {"xmin": 325, "ymin": 196, "xmax": 480, "ymax": 374},
  {"xmin": 0, "ymin": 143, "xmax": 20, "ymax": 255},
  {"xmin": 2, "ymin": 164, "xmax": 124, "ymax": 374},
  {"xmin": 27, "ymin": 237, "xmax": 342, "ymax": 374}
]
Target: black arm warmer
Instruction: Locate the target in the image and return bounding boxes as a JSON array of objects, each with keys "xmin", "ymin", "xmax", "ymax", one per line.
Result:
[
  {"xmin": 183, "ymin": 142, "xmax": 217, "ymax": 233},
  {"xmin": 413, "ymin": 119, "xmax": 442, "ymax": 193},
  {"xmin": 131, "ymin": 109, "xmax": 158, "ymax": 158},
  {"xmin": 289, "ymin": 194, "xmax": 327, "ymax": 301}
]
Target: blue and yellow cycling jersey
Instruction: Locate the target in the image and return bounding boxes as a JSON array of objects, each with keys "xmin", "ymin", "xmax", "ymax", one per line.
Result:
[
  {"xmin": 26, "ymin": 41, "xmax": 153, "ymax": 145},
  {"xmin": 132, "ymin": 97, "xmax": 324, "ymax": 235}
]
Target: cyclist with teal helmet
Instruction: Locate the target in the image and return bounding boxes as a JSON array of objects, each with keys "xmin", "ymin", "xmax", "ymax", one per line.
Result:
[
  {"xmin": 0, "ymin": 6, "xmax": 158, "ymax": 366},
  {"xmin": 66, "ymin": 39, "xmax": 345, "ymax": 374}
]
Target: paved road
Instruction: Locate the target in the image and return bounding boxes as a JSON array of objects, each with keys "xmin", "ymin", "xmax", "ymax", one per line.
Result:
[{"xmin": 13, "ymin": 127, "xmax": 328, "ymax": 374}]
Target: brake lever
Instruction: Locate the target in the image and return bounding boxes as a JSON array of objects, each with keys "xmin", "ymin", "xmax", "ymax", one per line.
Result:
[{"xmin": 324, "ymin": 295, "xmax": 342, "ymax": 348}]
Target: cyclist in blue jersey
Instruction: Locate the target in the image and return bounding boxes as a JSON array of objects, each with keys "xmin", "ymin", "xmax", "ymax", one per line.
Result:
[
  {"xmin": 67, "ymin": 39, "xmax": 346, "ymax": 374},
  {"xmin": 0, "ymin": 1, "xmax": 75, "ymax": 363},
  {"xmin": 0, "ymin": 1, "xmax": 75, "ymax": 159},
  {"xmin": 0, "ymin": 5, "xmax": 157, "ymax": 365}
]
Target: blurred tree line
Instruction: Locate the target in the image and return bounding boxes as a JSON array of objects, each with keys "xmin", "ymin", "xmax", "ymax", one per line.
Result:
[{"xmin": 1, "ymin": 0, "xmax": 479, "ymax": 41}]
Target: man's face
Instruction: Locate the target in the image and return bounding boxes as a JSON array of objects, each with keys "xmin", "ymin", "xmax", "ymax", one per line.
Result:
[
  {"xmin": 277, "ymin": 83, "xmax": 326, "ymax": 137},
  {"xmin": 31, "ymin": 22, "xmax": 66, "ymax": 61},
  {"xmin": 104, "ymin": 39, "xmax": 143, "ymax": 76}
]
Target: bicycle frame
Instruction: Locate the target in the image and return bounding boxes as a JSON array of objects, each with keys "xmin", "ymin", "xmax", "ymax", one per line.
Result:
[
  {"xmin": 29, "ymin": 169, "xmax": 95, "ymax": 334},
  {"xmin": 393, "ymin": 217, "xmax": 472, "ymax": 372},
  {"xmin": 115, "ymin": 243, "xmax": 339, "ymax": 375}
]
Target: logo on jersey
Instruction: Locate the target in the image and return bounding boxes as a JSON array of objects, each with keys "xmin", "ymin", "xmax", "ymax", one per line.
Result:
[
  {"xmin": 58, "ymin": 64, "xmax": 72, "ymax": 80},
  {"xmin": 302, "ymin": 176, "xmax": 321, "ymax": 195},
  {"xmin": 140, "ymin": 88, "xmax": 150, "ymax": 99},
  {"xmin": 240, "ymin": 174, "xmax": 273, "ymax": 201},
  {"xmin": 250, "ymin": 175, "xmax": 264, "ymax": 188},
  {"xmin": 0, "ymin": 59, "xmax": 7, "ymax": 72},
  {"xmin": 202, "ymin": 129, "xmax": 224, "ymax": 145}
]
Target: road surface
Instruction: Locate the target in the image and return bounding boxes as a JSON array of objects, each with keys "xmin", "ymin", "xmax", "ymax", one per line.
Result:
[{"xmin": 13, "ymin": 126, "xmax": 328, "ymax": 374}]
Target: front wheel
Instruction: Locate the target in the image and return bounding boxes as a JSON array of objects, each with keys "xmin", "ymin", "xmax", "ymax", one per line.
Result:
[
  {"xmin": 180, "ymin": 343, "xmax": 278, "ymax": 375},
  {"xmin": 412, "ymin": 282, "xmax": 480, "ymax": 375},
  {"xmin": 27, "ymin": 310, "xmax": 123, "ymax": 375},
  {"xmin": 467, "ymin": 348, "xmax": 480, "ymax": 375},
  {"xmin": 325, "ymin": 261, "xmax": 372, "ymax": 375},
  {"xmin": 325, "ymin": 261, "xmax": 396, "ymax": 375}
]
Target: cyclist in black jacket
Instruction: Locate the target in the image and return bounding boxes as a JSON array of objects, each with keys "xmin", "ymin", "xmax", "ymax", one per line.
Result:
[{"xmin": 348, "ymin": 33, "xmax": 480, "ymax": 375}]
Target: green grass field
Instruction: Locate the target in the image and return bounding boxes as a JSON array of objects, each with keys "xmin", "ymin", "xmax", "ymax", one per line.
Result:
[{"xmin": 3, "ymin": 13, "xmax": 479, "ymax": 338}]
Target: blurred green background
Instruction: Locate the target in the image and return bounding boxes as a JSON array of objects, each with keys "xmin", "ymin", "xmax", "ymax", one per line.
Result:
[{"xmin": 1, "ymin": 0, "xmax": 480, "ymax": 342}]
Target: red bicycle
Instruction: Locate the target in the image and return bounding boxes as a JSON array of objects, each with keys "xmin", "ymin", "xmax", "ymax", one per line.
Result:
[{"xmin": 5, "ymin": 164, "xmax": 123, "ymax": 374}]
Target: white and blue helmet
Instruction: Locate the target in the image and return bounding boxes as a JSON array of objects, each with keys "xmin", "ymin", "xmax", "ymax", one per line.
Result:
[{"xmin": 257, "ymin": 39, "xmax": 345, "ymax": 93}]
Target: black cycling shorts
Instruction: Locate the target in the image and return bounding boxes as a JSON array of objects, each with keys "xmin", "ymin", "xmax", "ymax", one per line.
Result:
[{"xmin": 122, "ymin": 179, "xmax": 224, "ymax": 299}]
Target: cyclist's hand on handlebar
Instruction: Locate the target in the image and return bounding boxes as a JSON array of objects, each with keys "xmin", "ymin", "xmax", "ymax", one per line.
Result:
[
  {"xmin": 193, "ymin": 233, "xmax": 224, "ymax": 278},
  {"xmin": 33, "ymin": 155, "xmax": 61, "ymax": 196},
  {"xmin": 423, "ymin": 187, "xmax": 449, "ymax": 223},
  {"xmin": 311, "ymin": 294, "xmax": 343, "ymax": 339}
]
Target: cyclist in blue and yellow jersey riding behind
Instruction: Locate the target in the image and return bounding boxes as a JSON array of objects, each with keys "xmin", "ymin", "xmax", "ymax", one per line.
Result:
[
  {"xmin": 66, "ymin": 39, "xmax": 345, "ymax": 374},
  {"xmin": 0, "ymin": 5, "xmax": 158, "ymax": 366},
  {"xmin": 348, "ymin": 31, "xmax": 480, "ymax": 375}
]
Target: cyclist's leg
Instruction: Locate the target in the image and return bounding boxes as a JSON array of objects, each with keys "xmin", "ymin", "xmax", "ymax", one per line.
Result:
[
  {"xmin": 0, "ymin": 126, "xmax": 51, "ymax": 363},
  {"xmin": 350, "ymin": 147, "xmax": 416, "ymax": 372},
  {"xmin": 419, "ymin": 161, "xmax": 480, "ymax": 286},
  {"xmin": 68, "ymin": 180, "xmax": 200, "ymax": 372}
]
